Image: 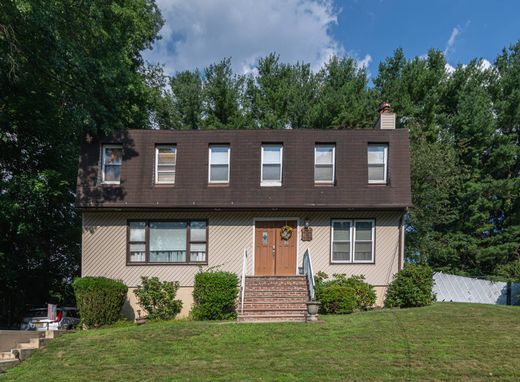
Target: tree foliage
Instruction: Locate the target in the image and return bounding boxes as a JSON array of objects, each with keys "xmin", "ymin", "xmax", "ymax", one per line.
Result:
[{"xmin": 0, "ymin": 0, "xmax": 164, "ymax": 326}]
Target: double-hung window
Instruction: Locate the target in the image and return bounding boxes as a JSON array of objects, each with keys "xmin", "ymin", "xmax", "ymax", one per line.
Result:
[
  {"xmin": 128, "ymin": 222, "xmax": 146, "ymax": 262},
  {"xmin": 331, "ymin": 219, "xmax": 375, "ymax": 263},
  {"xmin": 102, "ymin": 145, "xmax": 122, "ymax": 184},
  {"xmin": 208, "ymin": 145, "xmax": 230, "ymax": 183},
  {"xmin": 128, "ymin": 220, "xmax": 208, "ymax": 264},
  {"xmin": 315, "ymin": 144, "xmax": 335, "ymax": 183},
  {"xmin": 368, "ymin": 144, "xmax": 388, "ymax": 184},
  {"xmin": 261, "ymin": 144, "xmax": 283, "ymax": 186},
  {"xmin": 155, "ymin": 145, "xmax": 176, "ymax": 184}
]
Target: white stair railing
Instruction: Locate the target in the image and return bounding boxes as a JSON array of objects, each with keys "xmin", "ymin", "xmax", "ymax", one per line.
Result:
[
  {"xmin": 303, "ymin": 249, "xmax": 316, "ymax": 301},
  {"xmin": 239, "ymin": 249, "xmax": 248, "ymax": 314}
]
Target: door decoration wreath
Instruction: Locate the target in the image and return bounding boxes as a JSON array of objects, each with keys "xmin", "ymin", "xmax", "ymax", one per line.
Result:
[{"xmin": 280, "ymin": 225, "xmax": 293, "ymax": 240}]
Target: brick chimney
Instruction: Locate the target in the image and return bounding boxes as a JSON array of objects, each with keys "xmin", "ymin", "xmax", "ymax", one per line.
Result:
[{"xmin": 374, "ymin": 102, "xmax": 396, "ymax": 129}]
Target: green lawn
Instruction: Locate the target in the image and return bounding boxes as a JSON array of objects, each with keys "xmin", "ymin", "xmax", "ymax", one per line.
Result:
[{"xmin": 2, "ymin": 303, "xmax": 519, "ymax": 381}]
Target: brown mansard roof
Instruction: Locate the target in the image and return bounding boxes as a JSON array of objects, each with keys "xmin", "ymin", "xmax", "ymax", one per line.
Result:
[{"xmin": 76, "ymin": 129, "xmax": 412, "ymax": 210}]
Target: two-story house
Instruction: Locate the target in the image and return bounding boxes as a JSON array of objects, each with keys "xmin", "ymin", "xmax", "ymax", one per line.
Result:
[{"xmin": 76, "ymin": 106, "xmax": 411, "ymax": 321}]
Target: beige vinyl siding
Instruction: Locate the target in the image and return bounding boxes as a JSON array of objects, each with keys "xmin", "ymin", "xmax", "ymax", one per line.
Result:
[{"xmin": 82, "ymin": 210, "xmax": 402, "ymax": 289}]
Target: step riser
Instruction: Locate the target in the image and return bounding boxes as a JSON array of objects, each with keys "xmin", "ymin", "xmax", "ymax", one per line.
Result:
[
  {"xmin": 0, "ymin": 352, "xmax": 16, "ymax": 361},
  {"xmin": 243, "ymin": 297, "xmax": 307, "ymax": 302},
  {"xmin": 245, "ymin": 287, "xmax": 308, "ymax": 292},
  {"xmin": 244, "ymin": 292, "xmax": 309, "ymax": 301},
  {"xmin": 240, "ymin": 310, "xmax": 306, "ymax": 316},
  {"xmin": 238, "ymin": 317, "xmax": 306, "ymax": 322},
  {"xmin": 242, "ymin": 304, "xmax": 307, "ymax": 310}
]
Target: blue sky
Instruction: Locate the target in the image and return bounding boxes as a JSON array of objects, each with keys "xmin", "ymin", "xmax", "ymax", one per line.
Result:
[
  {"xmin": 144, "ymin": 0, "xmax": 519, "ymax": 77},
  {"xmin": 334, "ymin": 0, "xmax": 519, "ymax": 72}
]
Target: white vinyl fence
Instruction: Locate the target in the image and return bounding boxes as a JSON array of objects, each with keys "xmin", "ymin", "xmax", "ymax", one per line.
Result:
[{"xmin": 433, "ymin": 272, "xmax": 520, "ymax": 306}]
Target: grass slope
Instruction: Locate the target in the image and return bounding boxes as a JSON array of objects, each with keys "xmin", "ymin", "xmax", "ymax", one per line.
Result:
[{"xmin": 1, "ymin": 303, "xmax": 519, "ymax": 381}]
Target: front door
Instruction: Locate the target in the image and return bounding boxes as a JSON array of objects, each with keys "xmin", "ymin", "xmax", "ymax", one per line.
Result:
[{"xmin": 254, "ymin": 220, "xmax": 297, "ymax": 276}]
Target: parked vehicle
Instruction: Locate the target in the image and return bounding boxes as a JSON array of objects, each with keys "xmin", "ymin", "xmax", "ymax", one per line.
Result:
[{"xmin": 20, "ymin": 307, "xmax": 80, "ymax": 331}]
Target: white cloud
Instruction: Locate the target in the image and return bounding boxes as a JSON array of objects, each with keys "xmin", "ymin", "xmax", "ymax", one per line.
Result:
[
  {"xmin": 356, "ymin": 54, "xmax": 372, "ymax": 70},
  {"xmin": 444, "ymin": 26, "xmax": 460, "ymax": 56},
  {"xmin": 445, "ymin": 63, "xmax": 456, "ymax": 75},
  {"xmin": 144, "ymin": 0, "xmax": 346, "ymax": 74},
  {"xmin": 479, "ymin": 58, "xmax": 492, "ymax": 71}
]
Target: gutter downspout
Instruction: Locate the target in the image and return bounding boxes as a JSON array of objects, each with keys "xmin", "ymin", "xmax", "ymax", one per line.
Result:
[{"xmin": 398, "ymin": 211, "xmax": 406, "ymax": 271}]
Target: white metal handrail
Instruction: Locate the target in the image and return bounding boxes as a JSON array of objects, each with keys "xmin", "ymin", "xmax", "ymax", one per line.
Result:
[
  {"xmin": 239, "ymin": 249, "xmax": 248, "ymax": 314},
  {"xmin": 303, "ymin": 249, "xmax": 316, "ymax": 301}
]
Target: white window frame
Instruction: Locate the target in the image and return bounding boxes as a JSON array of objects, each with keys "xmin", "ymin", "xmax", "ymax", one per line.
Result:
[
  {"xmin": 155, "ymin": 145, "xmax": 177, "ymax": 184},
  {"xmin": 208, "ymin": 144, "xmax": 230, "ymax": 184},
  {"xmin": 101, "ymin": 144, "xmax": 122, "ymax": 184},
  {"xmin": 330, "ymin": 219, "xmax": 375, "ymax": 264},
  {"xmin": 261, "ymin": 144, "xmax": 283, "ymax": 186},
  {"xmin": 314, "ymin": 144, "xmax": 335, "ymax": 184},
  {"xmin": 368, "ymin": 144, "xmax": 388, "ymax": 184}
]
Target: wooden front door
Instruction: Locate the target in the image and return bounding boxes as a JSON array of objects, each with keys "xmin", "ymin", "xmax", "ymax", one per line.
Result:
[{"xmin": 254, "ymin": 220, "xmax": 297, "ymax": 276}]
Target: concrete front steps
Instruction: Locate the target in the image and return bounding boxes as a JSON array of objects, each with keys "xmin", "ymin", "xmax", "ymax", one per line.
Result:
[
  {"xmin": 238, "ymin": 276, "xmax": 310, "ymax": 322},
  {"xmin": 0, "ymin": 330, "xmax": 62, "ymax": 373}
]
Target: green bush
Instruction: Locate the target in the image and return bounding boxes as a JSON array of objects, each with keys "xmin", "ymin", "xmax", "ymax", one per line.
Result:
[
  {"xmin": 385, "ymin": 264, "xmax": 434, "ymax": 308},
  {"xmin": 315, "ymin": 273, "xmax": 376, "ymax": 313},
  {"xmin": 134, "ymin": 277, "xmax": 183, "ymax": 320},
  {"xmin": 191, "ymin": 271, "xmax": 239, "ymax": 320},
  {"xmin": 319, "ymin": 284, "xmax": 356, "ymax": 314},
  {"xmin": 73, "ymin": 277, "xmax": 128, "ymax": 328}
]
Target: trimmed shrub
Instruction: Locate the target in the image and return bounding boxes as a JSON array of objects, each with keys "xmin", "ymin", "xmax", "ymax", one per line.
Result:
[
  {"xmin": 73, "ymin": 277, "xmax": 127, "ymax": 328},
  {"xmin": 134, "ymin": 277, "xmax": 183, "ymax": 320},
  {"xmin": 315, "ymin": 273, "xmax": 376, "ymax": 313},
  {"xmin": 385, "ymin": 264, "xmax": 434, "ymax": 308},
  {"xmin": 319, "ymin": 284, "xmax": 356, "ymax": 314},
  {"xmin": 191, "ymin": 271, "xmax": 239, "ymax": 320}
]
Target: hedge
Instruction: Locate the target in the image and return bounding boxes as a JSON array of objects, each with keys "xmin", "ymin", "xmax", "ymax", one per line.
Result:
[
  {"xmin": 191, "ymin": 271, "xmax": 239, "ymax": 320},
  {"xmin": 315, "ymin": 273, "xmax": 376, "ymax": 314},
  {"xmin": 73, "ymin": 277, "xmax": 128, "ymax": 328},
  {"xmin": 385, "ymin": 264, "xmax": 434, "ymax": 308}
]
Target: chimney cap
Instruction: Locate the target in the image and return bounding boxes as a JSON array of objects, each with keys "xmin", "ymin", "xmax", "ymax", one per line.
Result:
[{"xmin": 378, "ymin": 102, "xmax": 391, "ymax": 114}]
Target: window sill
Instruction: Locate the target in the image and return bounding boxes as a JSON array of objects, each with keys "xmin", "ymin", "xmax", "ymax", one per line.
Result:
[
  {"xmin": 315, "ymin": 182, "xmax": 335, "ymax": 187},
  {"xmin": 126, "ymin": 262, "xmax": 208, "ymax": 266},
  {"xmin": 330, "ymin": 261, "xmax": 375, "ymax": 265},
  {"xmin": 208, "ymin": 183, "xmax": 230, "ymax": 187},
  {"xmin": 368, "ymin": 182, "xmax": 388, "ymax": 186},
  {"xmin": 261, "ymin": 182, "xmax": 282, "ymax": 187}
]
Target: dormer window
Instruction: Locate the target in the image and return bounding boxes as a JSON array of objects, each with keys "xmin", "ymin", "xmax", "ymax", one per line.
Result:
[
  {"xmin": 261, "ymin": 144, "xmax": 283, "ymax": 186},
  {"xmin": 155, "ymin": 145, "xmax": 176, "ymax": 184},
  {"xmin": 102, "ymin": 145, "xmax": 122, "ymax": 184},
  {"xmin": 368, "ymin": 144, "xmax": 388, "ymax": 184},
  {"xmin": 315, "ymin": 144, "xmax": 335, "ymax": 184},
  {"xmin": 208, "ymin": 145, "xmax": 230, "ymax": 183}
]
